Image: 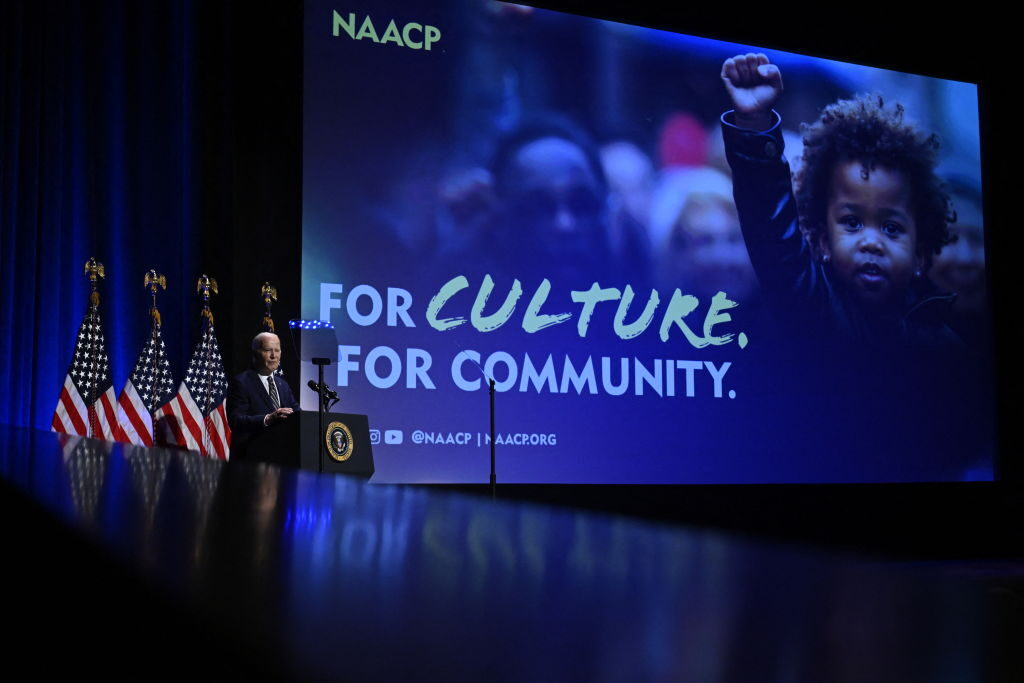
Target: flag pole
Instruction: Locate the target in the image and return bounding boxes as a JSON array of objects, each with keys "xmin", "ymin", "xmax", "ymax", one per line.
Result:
[
  {"xmin": 83, "ymin": 257, "xmax": 105, "ymax": 439},
  {"xmin": 197, "ymin": 275, "xmax": 219, "ymax": 456},
  {"xmin": 144, "ymin": 270, "xmax": 166, "ymax": 419}
]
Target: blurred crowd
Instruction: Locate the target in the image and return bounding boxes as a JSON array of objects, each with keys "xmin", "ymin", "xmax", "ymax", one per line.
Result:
[{"xmin": 358, "ymin": 2, "xmax": 985, "ymax": 342}]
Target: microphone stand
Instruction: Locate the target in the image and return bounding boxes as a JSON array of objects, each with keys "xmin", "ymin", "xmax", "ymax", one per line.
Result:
[
  {"xmin": 453, "ymin": 349, "xmax": 498, "ymax": 501},
  {"xmin": 489, "ymin": 378, "xmax": 496, "ymax": 500},
  {"xmin": 312, "ymin": 357, "xmax": 331, "ymax": 474}
]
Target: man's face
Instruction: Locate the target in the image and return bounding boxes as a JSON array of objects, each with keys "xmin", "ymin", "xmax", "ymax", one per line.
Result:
[
  {"xmin": 929, "ymin": 195, "xmax": 985, "ymax": 314},
  {"xmin": 667, "ymin": 197, "xmax": 756, "ymax": 302},
  {"xmin": 254, "ymin": 334, "xmax": 282, "ymax": 375},
  {"xmin": 821, "ymin": 160, "xmax": 921, "ymax": 308},
  {"xmin": 502, "ymin": 137, "xmax": 608, "ymax": 282}
]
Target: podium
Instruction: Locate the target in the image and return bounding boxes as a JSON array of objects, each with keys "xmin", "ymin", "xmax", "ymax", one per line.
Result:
[{"xmin": 246, "ymin": 411, "xmax": 374, "ymax": 479}]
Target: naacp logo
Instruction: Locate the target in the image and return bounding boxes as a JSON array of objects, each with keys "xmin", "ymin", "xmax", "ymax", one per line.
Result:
[
  {"xmin": 325, "ymin": 421, "xmax": 355, "ymax": 462},
  {"xmin": 332, "ymin": 11, "xmax": 441, "ymax": 51}
]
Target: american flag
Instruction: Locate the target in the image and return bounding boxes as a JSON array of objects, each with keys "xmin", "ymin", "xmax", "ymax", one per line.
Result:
[
  {"xmin": 115, "ymin": 323, "xmax": 176, "ymax": 446},
  {"xmin": 51, "ymin": 307, "xmax": 119, "ymax": 440},
  {"xmin": 157, "ymin": 323, "xmax": 231, "ymax": 459}
]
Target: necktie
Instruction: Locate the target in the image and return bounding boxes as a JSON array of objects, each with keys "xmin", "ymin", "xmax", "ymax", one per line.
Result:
[{"xmin": 268, "ymin": 375, "xmax": 280, "ymax": 410}]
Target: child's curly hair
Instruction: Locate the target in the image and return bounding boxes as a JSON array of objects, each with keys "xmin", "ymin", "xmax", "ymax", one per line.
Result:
[{"xmin": 795, "ymin": 94, "xmax": 955, "ymax": 262}]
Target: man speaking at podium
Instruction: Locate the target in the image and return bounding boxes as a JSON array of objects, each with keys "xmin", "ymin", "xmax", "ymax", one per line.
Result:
[{"xmin": 227, "ymin": 332, "xmax": 300, "ymax": 460}]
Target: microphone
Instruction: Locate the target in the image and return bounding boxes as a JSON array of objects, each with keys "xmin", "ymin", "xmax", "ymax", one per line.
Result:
[{"xmin": 307, "ymin": 379, "xmax": 339, "ymax": 401}]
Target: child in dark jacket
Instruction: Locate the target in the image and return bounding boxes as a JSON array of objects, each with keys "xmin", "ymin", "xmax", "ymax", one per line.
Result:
[{"xmin": 719, "ymin": 53, "xmax": 959, "ymax": 348}]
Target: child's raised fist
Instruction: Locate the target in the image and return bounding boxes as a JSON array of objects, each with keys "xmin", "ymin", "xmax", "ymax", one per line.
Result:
[{"xmin": 721, "ymin": 53, "xmax": 783, "ymax": 131}]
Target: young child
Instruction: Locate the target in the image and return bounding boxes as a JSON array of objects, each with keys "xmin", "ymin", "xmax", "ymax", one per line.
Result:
[{"xmin": 719, "ymin": 53, "xmax": 959, "ymax": 347}]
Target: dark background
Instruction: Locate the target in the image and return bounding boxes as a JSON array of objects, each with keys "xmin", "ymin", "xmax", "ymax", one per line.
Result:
[{"xmin": 1, "ymin": 0, "xmax": 1017, "ymax": 558}]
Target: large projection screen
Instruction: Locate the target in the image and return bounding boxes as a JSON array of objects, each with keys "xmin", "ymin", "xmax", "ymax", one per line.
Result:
[{"xmin": 301, "ymin": 1, "xmax": 992, "ymax": 484}]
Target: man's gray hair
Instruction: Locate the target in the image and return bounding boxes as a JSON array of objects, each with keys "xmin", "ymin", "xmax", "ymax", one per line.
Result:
[{"xmin": 252, "ymin": 331, "xmax": 280, "ymax": 353}]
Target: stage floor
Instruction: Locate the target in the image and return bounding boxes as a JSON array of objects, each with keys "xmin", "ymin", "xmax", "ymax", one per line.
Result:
[{"xmin": 1, "ymin": 424, "xmax": 1021, "ymax": 681}]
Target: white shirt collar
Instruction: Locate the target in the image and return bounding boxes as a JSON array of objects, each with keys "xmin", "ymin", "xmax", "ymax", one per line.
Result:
[{"xmin": 257, "ymin": 372, "xmax": 274, "ymax": 393}]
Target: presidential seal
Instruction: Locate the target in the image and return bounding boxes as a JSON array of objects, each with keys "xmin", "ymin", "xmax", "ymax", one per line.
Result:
[{"xmin": 325, "ymin": 421, "xmax": 354, "ymax": 462}]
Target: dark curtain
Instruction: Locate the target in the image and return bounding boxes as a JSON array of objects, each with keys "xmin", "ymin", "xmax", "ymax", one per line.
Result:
[{"xmin": 0, "ymin": 0, "xmax": 301, "ymax": 432}]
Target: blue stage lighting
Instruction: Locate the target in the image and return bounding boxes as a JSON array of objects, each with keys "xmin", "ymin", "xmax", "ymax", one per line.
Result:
[{"xmin": 289, "ymin": 319, "xmax": 335, "ymax": 330}]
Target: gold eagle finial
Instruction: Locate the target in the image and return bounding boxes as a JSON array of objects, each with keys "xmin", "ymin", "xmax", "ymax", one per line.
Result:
[
  {"xmin": 261, "ymin": 282, "xmax": 278, "ymax": 332},
  {"xmin": 84, "ymin": 258, "xmax": 105, "ymax": 309},
  {"xmin": 144, "ymin": 270, "xmax": 167, "ymax": 327},
  {"xmin": 197, "ymin": 275, "xmax": 219, "ymax": 327}
]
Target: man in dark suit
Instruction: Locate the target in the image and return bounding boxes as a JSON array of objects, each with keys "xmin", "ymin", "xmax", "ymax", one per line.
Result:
[{"xmin": 227, "ymin": 332, "xmax": 300, "ymax": 460}]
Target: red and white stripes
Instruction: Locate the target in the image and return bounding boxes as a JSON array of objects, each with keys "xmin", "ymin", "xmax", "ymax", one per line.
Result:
[{"xmin": 51, "ymin": 375, "xmax": 118, "ymax": 441}]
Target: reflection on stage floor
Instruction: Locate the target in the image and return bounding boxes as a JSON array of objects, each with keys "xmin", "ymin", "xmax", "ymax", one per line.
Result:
[{"xmin": 1, "ymin": 424, "xmax": 1019, "ymax": 681}]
